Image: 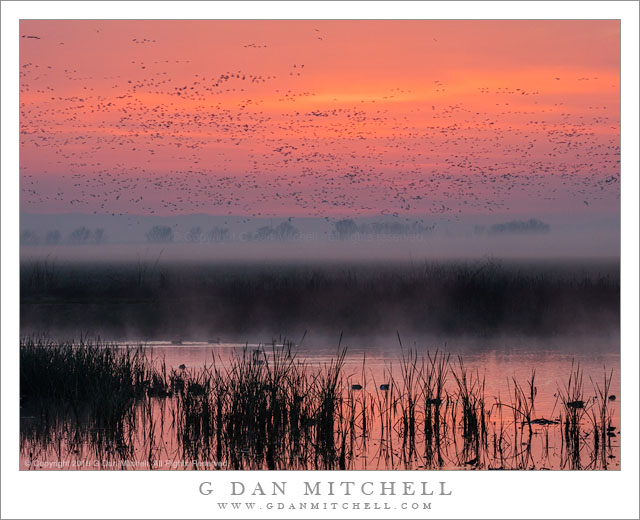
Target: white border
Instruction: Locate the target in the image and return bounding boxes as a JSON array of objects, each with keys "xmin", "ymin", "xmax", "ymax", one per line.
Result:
[{"xmin": 2, "ymin": 2, "xmax": 638, "ymax": 519}]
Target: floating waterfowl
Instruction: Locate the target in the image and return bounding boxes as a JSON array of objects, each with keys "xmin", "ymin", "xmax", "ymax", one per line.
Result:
[
  {"xmin": 379, "ymin": 384, "xmax": 390, "ymax": 391},
  {"xmin": 531, "ymin": 418, "xmax": 559, "ymax": 425},
  {"xmin": 351, "ymin": 384, "xmax": 362, "ymax": 390}
]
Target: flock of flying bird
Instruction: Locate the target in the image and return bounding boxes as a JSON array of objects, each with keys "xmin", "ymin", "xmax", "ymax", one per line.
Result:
[{"xmin": 19, "ymin": 26, "xmax": 620, "ymax": 222}]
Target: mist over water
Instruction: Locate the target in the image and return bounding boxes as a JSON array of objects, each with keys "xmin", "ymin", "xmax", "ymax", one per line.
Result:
[{"xmin": 21, "ymin": 256, "xmax": 619, "ymax": 344}]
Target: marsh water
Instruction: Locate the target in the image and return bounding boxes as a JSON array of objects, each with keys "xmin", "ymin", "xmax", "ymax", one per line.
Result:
[{"xmin": 20, "ymin": 334, "xmax": 620, "ymax": 471}]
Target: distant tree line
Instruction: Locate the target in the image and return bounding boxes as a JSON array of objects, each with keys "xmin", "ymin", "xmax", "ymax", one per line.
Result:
[
  {"xmin": 150, "ymin": 221, "xmax": 301, "ymax": 243},
  {"xmin": 146, "ymin": 225, "xmax": 174, "ymax": 243},
  {"xmin": 147, "ymin": 225, "xmax": 232, "ymax": 243},
  {"xmin": 474, "ymin": 218, "xmax": 551, "ymax": 236},
  {"xmin": 242, "ymin": 221, "xmax": 299, "ymax": 241},
  {"xmin": 185, "ymin": 226, "xmax": 231, "ymax": 243},
  {"xmin": 20, "ymin": 227, "xmax": 106, "ymax": 246},
  {"xmin": 333, "ymin": 219, "xmax": 436, "ymax": 239}
]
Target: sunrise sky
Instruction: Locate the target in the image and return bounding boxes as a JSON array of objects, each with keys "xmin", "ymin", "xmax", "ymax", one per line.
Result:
[{"xmin": 20, "ymin": 20, "xmax": 620, "ymax": 218}]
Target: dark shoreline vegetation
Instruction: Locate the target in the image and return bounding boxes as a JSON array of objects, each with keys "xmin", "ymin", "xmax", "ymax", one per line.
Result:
[
  {"xmin": 20, "ymin": 258, "xmax": 619, "ymax": 340},
  {"xmin": 20, "ymin": 338, "xmax": 618, "ymax": 470}
]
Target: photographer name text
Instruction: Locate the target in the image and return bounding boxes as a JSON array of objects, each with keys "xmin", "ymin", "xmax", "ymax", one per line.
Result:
[{"xmin": 199, "ymin": 480, "xmax": 452, "ymax": 497}]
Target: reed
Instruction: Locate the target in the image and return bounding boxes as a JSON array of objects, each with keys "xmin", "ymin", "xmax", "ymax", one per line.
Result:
[
  {"xmin": 450, "ymin": 356, "xmax": 487, "ymax": 467},
  {"xmin": 395, "ymin": 337, "xmax": 421, "ymax": 455},
  {"xmin": 587, "ymin": 368, "xmax": 615, "ymax": 466},
  {"xmin": 313, "ymin": 339, "xmax": 348, "ymax": 468},
  {"xmin": 557, "ymin": 361, "xmax": 589, "ymax": 468},
  {"xmin": 421, "ymin": 349, "xmax": 449, "ymax": 467}
]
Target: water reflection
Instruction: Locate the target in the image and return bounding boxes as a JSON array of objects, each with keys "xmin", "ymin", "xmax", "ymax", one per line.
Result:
[{"xmin": 20, "ymin": 338, "xmax": 620, "ymax": 470}]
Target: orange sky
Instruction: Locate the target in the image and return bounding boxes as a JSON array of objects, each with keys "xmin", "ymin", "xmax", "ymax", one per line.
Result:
[{"xmin": 20, "ymin": 20, "xmax": 620, "ymax": 217}]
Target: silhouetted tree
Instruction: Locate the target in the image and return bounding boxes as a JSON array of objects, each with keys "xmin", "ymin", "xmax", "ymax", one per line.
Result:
[
  {"xmin": 207, "ymin": 226, "xmax": 230, "ymax": 242},
  {"xmin": 45, "ymin": 230, "xmax": 61, "ymax": 245},
  {"xmin": 68, "ymin": 227, "xmax": 91, "ymax": 245},
  {"xmin": 187, "ymin": 226, "xmax": 203, "ymax": 243},
  {"xmin": 146, "ymin": 225, "xmax": 174, "ymax": 243},
  {"xmin": 334, "ymin": 219, "xmax": 358, "ymax": 239},
  {"xmin": 20, "ymin": 230, "xmax": 40, "ymax": 246},
  {"xmin": 489, "ymin": 219, "xmax": 550, "ymax": 235},
  {"xmin": 93, "ymin": 228, "xmax": 106, "ymax": 244},
  {"xmin": 245, "ymin": 221, "xmax": 300, "ymax": 241}
]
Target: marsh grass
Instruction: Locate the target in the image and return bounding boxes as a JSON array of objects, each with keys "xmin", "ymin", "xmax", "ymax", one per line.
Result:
[
  {"xmin": 20, "ymin": 337, "xmax": 162, "ymax": 428},
  {"xmin": 20, "ymin": 337, "xmax": 618, "ymax": 470},
  {"xmin": 22, "ymin": 256, "xmax": 57, "ymax": 292}
]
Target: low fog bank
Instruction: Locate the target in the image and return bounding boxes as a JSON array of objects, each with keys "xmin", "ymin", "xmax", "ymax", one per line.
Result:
[
  {"xmin": 21, "ymin": 258, "xmax": 620, "ymax": 342},
  {"xmin": 20, "ymin": 211, "xmax": 619, "ymax": 262},
  {"xmin": 20, "ymin": 212, "xmax": 620, "ymax": 343},
  {"xmin": 19, "ymin": 230, "xmax": 620, "ymax": 264}
]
